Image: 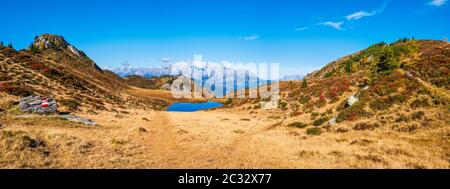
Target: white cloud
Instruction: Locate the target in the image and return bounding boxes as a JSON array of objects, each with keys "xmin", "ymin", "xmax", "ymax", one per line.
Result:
[
  {"xmin": 346, "ymin": 11, "xmax": 376, "ymax": 20},
  {"xmin": 346, "ymin": 0, "xmax": 390, "ymax": 20},
  {"xmin": 294, "ymin": 27, "xmax": 309, "ymax": 31},
  {"xmin": 162, "ymin": 57, "xmax": 170, "ymax": 63},
  {"xmin": 429, "ymin": 0, "xmax": 447, "ymax": 6},
  {"xmin": 242, "ymin": 34, "xmax": 260, "ymax": 41},
  {"xmin": 318, "ymin": 22, "xmax": 344, "ymax": 30}
]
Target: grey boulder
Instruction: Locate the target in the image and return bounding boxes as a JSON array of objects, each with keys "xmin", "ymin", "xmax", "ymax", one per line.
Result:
[
  {"xmin": 59, "ymin": 115, "xmax": 96, "ymax": 126},
  {"xmin": 19, "ymin": 96, "xmax": 57, "ymax": 114}
]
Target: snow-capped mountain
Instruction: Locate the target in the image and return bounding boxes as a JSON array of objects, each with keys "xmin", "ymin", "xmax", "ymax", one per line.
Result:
[
  {"xmin": 281, "ymin": 75, "xmax": 304, "ymax": 81},
  {"xmin": 107, "ymin": 60, "xmax": 271, "ymax": 96}
]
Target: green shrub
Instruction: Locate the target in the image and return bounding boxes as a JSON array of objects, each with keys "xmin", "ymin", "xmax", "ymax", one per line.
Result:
[
  {"xmin": 369, "ymin": 99, "xmax": 389, "ymax": 111},
  {"xmin": 376, "ymin": 46, "xmax": 400, "ymax": 75},
  {"xmin": 315, "ymin": 97, "xmax": 327, "ymax": 108},
  {"xmin": 288, "ymin": 122, "xmax": 308, "ymax": 129},
  {"xmin": 344, "ymin": 59, "xmax": 353, "ymax": 74},
  {"xmin": 110, "ymin": 139, "xmax": 127, "ymax": 145},
  {"xmin": 373, "ymin": 84, "xmax": 397, "ymax": 96},
  {"xmin": 326, "ymin": 109, "xmax": 333, "ymax": 115},
  {"xmin": 224, "ymin": 98, "xmax": 233, "ymax": 105},
  {"xmin": 0, "ymin": 75, "xmax": 12, "ymax": 81},
  {"xmin": 306, "ymin": 128, "xmax": 322, "ymax": 135},
  {"xmin": 29, "ymin": 43, "xmax": 41, "ymax": 53},
  {"xmin": 324, "ymin": 71, "xmax": 334, "ymax": 78},
  {"xmin": 387, "ymin": 94, "xmax": 408, "ymax": 104},
  {"xmin": 395, "ymin": 114, "xmax": 409, "ymax": 123},
  {"xmin": 411, "ymin": 111, "xmax": 425, "ymax": 120},
  {"xmin": 302, "ymin": 79, "xmax": 308, "ymax": 88},
  {"xmin": 354, "ymin": 122, "xmax": 379, "ymax": 131},
  {"xmin": 336, "ymin": 102, "xmax": 370, "ymax": 123},
  {"xmin": 42, "ymin": 68, "xmax": 63, "ymax": 79},
  {"xmin": 392, "ymin": 124, "xmax": 418, "ymax": 133},
  {"xmin": 299, "ymin": 95, "xmax": 310, "ymax": 104},
  {"xmin": 59, "ymin": 99, "xmax": 80, "ymax": 111},
  {"xmin": 410, "ymin": 98, "xmax": 430, "ymax": 109},
  {"xmin": 313, "ymin": 117, "xmax": 328, "ymax": 126},
  {"xmin": 0, "ymin": 82, "xmax": 33, "ymax": 97},
  {"xmin": 278, "ymin": 101, "xmax": 288, "ymax": 110},
  {"xmin": 364, "ymin": 42, "xmax": 386, "ymax": 57}
]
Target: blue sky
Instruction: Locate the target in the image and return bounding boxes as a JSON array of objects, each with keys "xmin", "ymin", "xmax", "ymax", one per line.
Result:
[{"xmin": 1, "ymin": 0, "xmax": 449, "ymax": 76}]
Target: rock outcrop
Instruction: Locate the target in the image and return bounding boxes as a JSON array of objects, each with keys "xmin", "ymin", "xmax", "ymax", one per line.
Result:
[
  {"xmin": 19, "ymin": 96, "xmax": 57, "ymax": 114},
  {"xmin": 346, "ymin": 94, "xmax": 359, "ymax": 107},
  {"xmin": 59, "ymin": 115, "xmax": 96, "ymax": 126}
]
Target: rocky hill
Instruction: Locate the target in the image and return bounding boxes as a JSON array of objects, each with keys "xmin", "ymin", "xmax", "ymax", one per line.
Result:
[
  {"xmin": 229, "ymin": 39, "xmax": 449, "ymax": 132},
  {"xmin": 123, "ymin": 75, "xmax": 175, "ymax": 90},
  {"xmin": 0, "ymin": 34, "xmax": 168, "ymax": 112}
]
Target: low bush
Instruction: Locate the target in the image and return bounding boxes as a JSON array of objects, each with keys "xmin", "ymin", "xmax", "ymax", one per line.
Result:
[
  {"xmin": 411, "ymin": 111, "xmax": 425, "ymax": 120},
  {"xmin": 306, "ymin": 128, "xmax": 322, "ymax": 135},
  {"xmin": 336, "ymin": 128, "xmax": 349, "ymax": 133},
  {"xmin": 354, "ymin": 122, "xmax": 380, "ymax": 131},
  {"xmin": 110, "ymin": 139, "xmax": 127, "ymax": 145},
  {"xmin": 59, "ymin": 99, "xmax": 80, "ymax": 111},
  {"xmin": 392, "ymin": 124, "xmax": 418, "ymax": 133},
  {"xmin": 315, "ymin": 96, "xmax": 327, "ymax": 108},
  {"xmin": 288, "ymin": 122, "xmax": 308, "ymax": 129},
  {"xmin": 336, "ymin": 102, "xmax": 370, "ymax": 123},
  {"xmin": 278, "ymin": 101, "xmax": 288, "ymax": 110},
  {"xmin": 410, "ymin": 98, "xmax": 430, "ymax": 109},
  {"xmin": 313, "ymin": 117, "xmax": 328, "ymax": 126},
  {"xmin": 395, "ymin": 114, "xmax": 409, "ymax": 123},
  {"xmin": 299, "ymin": 95, "xmax": 310, "ymax": 104},
  {"xmin": 369, "ymin": 99, "xmax": 389, "ymax": 111},
  {"xmin": 224, "ymin": 98, "xmax": 233, "ymax": 105},
  {"xmin": 0, "ymin": 82, "xmax": 33, "ymax": 97}
]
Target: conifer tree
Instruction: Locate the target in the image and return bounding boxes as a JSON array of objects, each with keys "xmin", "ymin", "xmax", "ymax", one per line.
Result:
[
  {"xmin": 302, "ymin": 79, "xmax": 308, "ymax": 88},
  {"xmin": 376, "ymin": 46, "xmax": 398, "ymax": 75}
]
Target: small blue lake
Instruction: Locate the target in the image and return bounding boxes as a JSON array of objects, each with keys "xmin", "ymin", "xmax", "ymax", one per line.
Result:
[{"xmin": 167, "ymin": 101, "xmax": 223, "ymax": 112}]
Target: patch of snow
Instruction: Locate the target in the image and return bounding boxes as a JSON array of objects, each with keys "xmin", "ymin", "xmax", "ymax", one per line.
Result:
[{"xmin": 68, "ymin": 45, "xmax": 81, "ymax": 57}]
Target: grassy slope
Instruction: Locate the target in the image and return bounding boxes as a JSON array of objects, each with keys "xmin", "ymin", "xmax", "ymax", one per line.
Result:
[{"xmin": 0, "ymin": 36, "xmax": 168, "ymax": 112}]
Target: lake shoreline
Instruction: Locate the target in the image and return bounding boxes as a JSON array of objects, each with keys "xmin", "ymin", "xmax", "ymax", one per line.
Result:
[{"xmin": 167, "ymin": 101, "xmax": 224, "ymax": 112}]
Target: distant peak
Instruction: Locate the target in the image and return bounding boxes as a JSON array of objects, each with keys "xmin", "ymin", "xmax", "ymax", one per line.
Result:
[{"xmin": 34, "ymin": 34, "xmax": 69, "ymax": 49}]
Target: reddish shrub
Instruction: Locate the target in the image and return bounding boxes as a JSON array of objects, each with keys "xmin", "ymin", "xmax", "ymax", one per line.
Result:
[
  {"xmin": 0, "ymin": 82, "xmax": 33, "ymax": 96},
  {"xmin": 30, "ymin": 63, "xmax": 46, "ymax": 70}
]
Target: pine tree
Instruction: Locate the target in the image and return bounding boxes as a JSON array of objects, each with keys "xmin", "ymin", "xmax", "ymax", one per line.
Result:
[
  {"xmin": 7, "ymin": 43, "xmax": 13, "ymax": 49},
  {"xmin": 302, "ymin": 79, "xmax": 308, "ymax": 88},
  {"xmin": 0, "ymin": 41, "xmax": 4, "ymax": 46},
  {"xmin": 376, "ymin": 46, "xmax": 398, "ymax": 75}
]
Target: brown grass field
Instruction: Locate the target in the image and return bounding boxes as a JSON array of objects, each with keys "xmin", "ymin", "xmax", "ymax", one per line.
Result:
[{"xmin": 1, "ymin": 98, "xmax": 448, "ymax": 168}]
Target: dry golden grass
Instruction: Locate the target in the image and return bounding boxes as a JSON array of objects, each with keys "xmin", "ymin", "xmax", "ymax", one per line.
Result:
[
  {"xmin": 1, "ymin": 101, "xmax": 448, "ymax": 168},
  {"xmin": 127, "ymin": 86, "xmax": 209, "ymax": 104}
]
